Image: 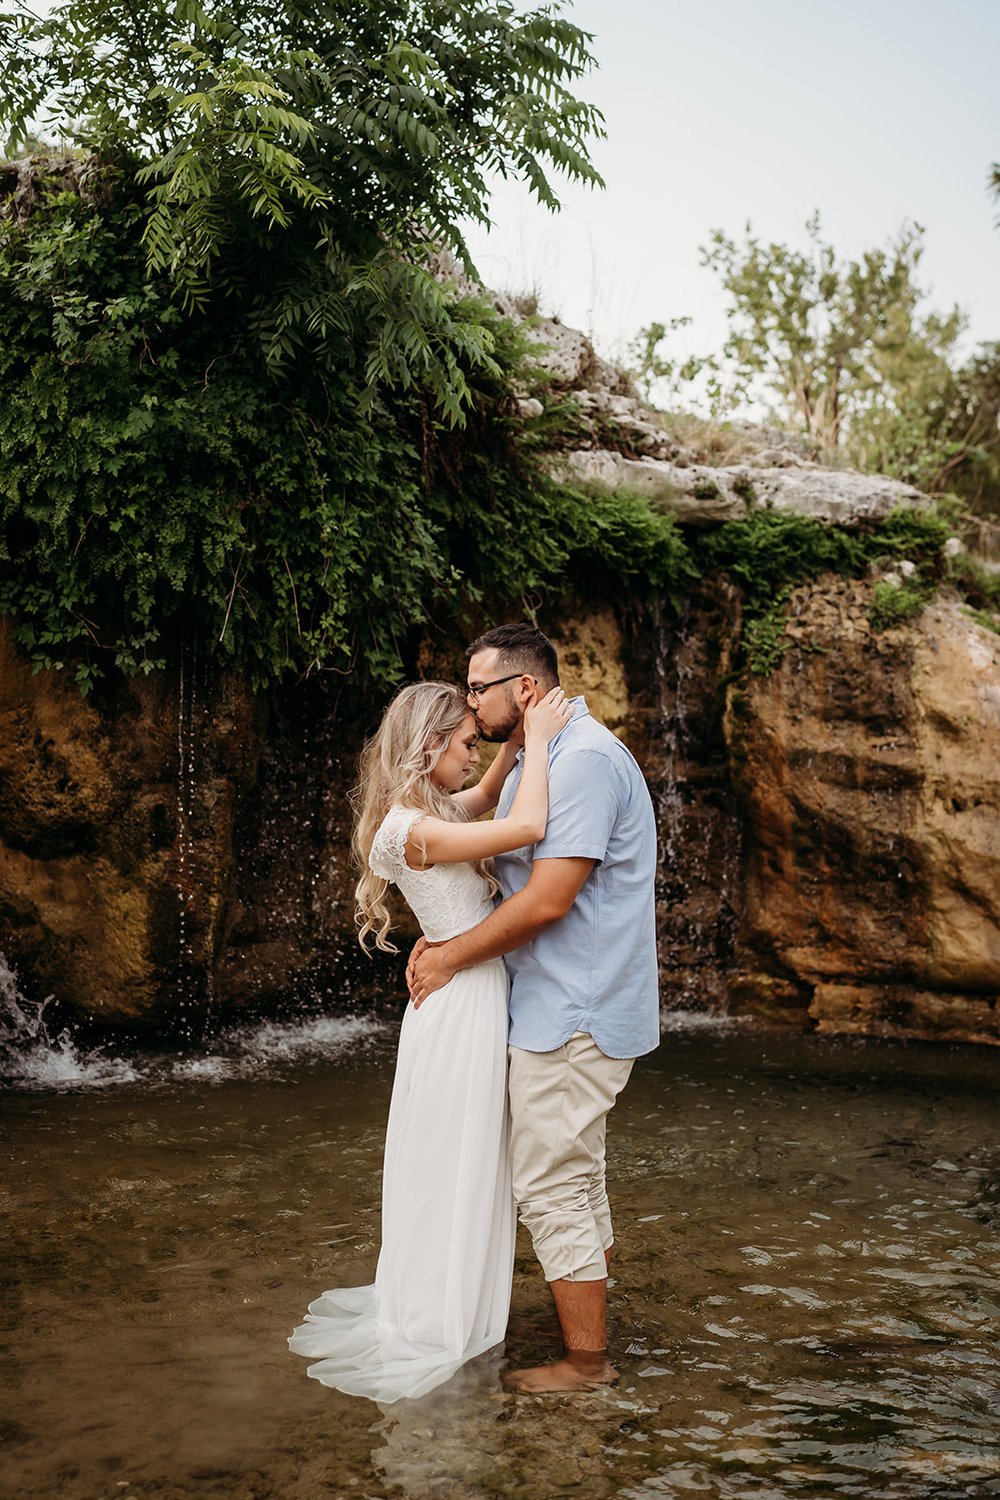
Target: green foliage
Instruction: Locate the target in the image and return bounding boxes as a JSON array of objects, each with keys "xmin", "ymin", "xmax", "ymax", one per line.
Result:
[
  {"xmin": 0, "ymin": 189, "xmax": 438, "ymax": 687},
  {"xmin": 694, "ymin": 510, "xmax": 861, "ymax": 612},
  {"xmin": 626, "ymin": 318, "xmax": 713, "ymax": 406},
  {"xmin": 1, "ymin": 0, "xmax": 604, "ymax": 422},
  {"xmin": 0, "ymin": 184, "xmax": 699, "ymax": 691},
  {"xmin": 700, "ymin": 214, "xmax": 965, "ymax": 486},
  {"xmin": 929, "ymin": 341, "xmax": 1000, "ymax": 526},
  {"xmin": 742, "ymin": 589, "xmax": 792, "ymax": 675},
  {"xmin": 645, "ymin": 216, "xmax": 999, "ymax": 531},
  {"xmin": 0, "ymin": 160, "xmax": 968, "ymax": 696},
  {"xmin": 869, "ymin": 580, "xmax": 931, "ymax": 632},
  {"xmin": 960, "ymin": 605, "xmax": 1000, "ymax": 637},
  {"xmin": 692, "ymin": 505, "xmax": 953, "ymax": 674},
  {"xmin": 0, "ymin": 0, "xmax": 619, "ymax": 690},
  {"xmin": 952, "ymin": 549, "xmax": 1000, "ymax": 611}
]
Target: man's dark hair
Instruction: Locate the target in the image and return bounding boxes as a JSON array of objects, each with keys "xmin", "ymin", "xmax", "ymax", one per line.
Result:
[{"xmin": 466, "ymin": 623, "xmax": 559, "ymax": 688}]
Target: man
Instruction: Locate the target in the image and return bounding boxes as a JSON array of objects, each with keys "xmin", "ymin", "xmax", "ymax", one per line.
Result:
[{"xmin": 408, "ymin": 623, "xmax": 659, "ymax": 1394}]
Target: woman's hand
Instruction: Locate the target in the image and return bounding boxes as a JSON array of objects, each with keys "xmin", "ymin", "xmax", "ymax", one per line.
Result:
[
  {"xmin": 523, "ymin": 685, "xmax": 573, "ymax": 747},
  {"xmin": 405, "ymin": 936, "xmax": 429, "ymax": 995}
]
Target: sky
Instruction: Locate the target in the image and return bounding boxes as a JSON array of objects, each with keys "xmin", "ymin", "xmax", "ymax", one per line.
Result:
[{"xmin": 461, "ymin": 0, "xmax": 1000, "ymax": 382}]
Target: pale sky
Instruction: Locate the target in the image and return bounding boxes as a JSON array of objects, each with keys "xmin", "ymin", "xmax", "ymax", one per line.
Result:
[{"xmin": 462, "ymin": 0, "xmax": 1000, "ymax": 384}]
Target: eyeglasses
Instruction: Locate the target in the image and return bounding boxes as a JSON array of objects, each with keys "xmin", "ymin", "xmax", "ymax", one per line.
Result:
[{"xmin": 466, "ymin": 673, "xmax": 531, "ymax": 705}]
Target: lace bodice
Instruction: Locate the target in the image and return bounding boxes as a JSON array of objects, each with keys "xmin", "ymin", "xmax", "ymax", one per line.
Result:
[{"xmin": 369, "ymin": 805, "xmax": 496, "ymax": 942}]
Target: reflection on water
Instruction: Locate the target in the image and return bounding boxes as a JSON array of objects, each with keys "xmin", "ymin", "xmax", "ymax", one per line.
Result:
[{"xmin": 1, "ymin": 1017, "xmax": 999, "ymax": 1499}]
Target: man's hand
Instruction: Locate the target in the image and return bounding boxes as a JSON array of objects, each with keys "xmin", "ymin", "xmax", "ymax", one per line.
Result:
[{"xmin": 409, "ymin": 941, "xmax": 457, "ymax": 1008}]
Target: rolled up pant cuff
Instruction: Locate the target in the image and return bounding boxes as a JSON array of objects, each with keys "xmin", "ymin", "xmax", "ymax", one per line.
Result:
[
  {"xmin": 521, "ymin": 1212, "xmax": 609, "ymax": 1282},
  {"xmin": 509, "ymin": 1034, "xmax": 634, "ymax": 1285},
  {"xmin": 550, "ymin": 1255, "xmax": 608, "ymax": 1283}
]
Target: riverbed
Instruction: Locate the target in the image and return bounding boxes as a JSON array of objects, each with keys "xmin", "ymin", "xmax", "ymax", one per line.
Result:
[{"xmin": 2, "ymin": 1014, "xmax": 999, "ymax": 1499}]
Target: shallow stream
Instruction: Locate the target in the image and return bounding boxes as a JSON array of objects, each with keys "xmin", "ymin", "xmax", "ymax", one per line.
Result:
[{"xmin": 2, "ymin": 1012, "xmax": 999, "ymax": 1499}]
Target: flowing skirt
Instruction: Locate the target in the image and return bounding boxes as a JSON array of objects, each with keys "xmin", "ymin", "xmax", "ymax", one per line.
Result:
[{"xmin": 288, "ymin": 957, "xmax": 515, "ymax": 1402}]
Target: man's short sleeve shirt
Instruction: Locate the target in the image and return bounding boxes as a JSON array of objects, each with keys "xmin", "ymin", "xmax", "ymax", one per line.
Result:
[{"xmin": 494, "ymin": 698, "xmax": 659, "ymax": 1059}]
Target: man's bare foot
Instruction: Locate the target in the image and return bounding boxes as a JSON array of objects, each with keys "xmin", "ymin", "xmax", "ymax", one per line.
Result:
[{"xmin": 502, "ymin": 1349, "xmax": 618, "ymax": 1394}]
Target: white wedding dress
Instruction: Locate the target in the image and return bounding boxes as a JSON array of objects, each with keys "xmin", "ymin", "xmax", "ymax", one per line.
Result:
[{"xmin": 288, "ymin": 804, "xmax": 515, "ymax": 1402}]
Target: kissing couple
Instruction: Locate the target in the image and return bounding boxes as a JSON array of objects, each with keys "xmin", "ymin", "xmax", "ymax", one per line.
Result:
[{"xmin": 289, "ymin": 622, "xmax": 659, "ymax": 1400}]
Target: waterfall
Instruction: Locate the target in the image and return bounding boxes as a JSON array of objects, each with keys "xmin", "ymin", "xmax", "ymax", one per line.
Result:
[
  {"xmin": 651, "ymin": 587, "xmax": 742, "ymax": 1014},
  {"xmin": 175, "ymin": 645, "xmax": 198, "ymax": 1036}
]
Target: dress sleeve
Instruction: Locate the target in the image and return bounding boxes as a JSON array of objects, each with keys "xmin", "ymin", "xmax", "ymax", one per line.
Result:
[
  {"xmin": 531, "ymin": 749, "xmax": 624, "ymax": 864},
  {"xmin": 369, "ymin": 806, "xmax": 427, "ymax": 879}
]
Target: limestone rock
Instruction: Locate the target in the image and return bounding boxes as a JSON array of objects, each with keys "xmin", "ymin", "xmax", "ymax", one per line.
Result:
[
  {"xmin": 556, "ymin": 450, "xmax": 929, "ymax": 528},
  {"xmin": 808, "ymin": 982, "xmax": 1000, "ymax": 1046},
  {"xmin": 2, "ymin": 581, "xmax": 999, "ymax": 1046},
  {"xmin": 725, "ymin": 581, "xmax": 1000, "ymax": 1044},
  {"xmin": 0, "ymin": 624, "xmax": 259, "ymax": 1022},
  {"xmin": 569, "ymin": 390, "xmax": 680, "ymax": 461},
  {"xmin": 0, "ymin": 154, "xmax": 109, "ymax": 223},
  {"xmin": 747, "ymin": 446, "xmax": 819, "ymax": 469},
  {"xmin": 549, "ymin": 608, "xmax": 630, "ymax": 736},
  {"xmin": 522, "ymin": 317, "xmax": 596, "ymax": 386}
]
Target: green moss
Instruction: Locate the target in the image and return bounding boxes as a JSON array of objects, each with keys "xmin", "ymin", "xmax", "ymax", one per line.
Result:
[
  {"xmin": 869, "ymin": 580, "xmax": 931, "ymax": 631},
  {"xmin": 744, "ymin": 588, "xmax": 793, "ymax": 674},
  {"xmin": 960, "ymin": 605, "xmax": 1000, "ymax": 637},
  {"xmin": 951, "ymin": 551, "xmax": 1000, "ymax": 611},
  {"xmin": 692, "ymin": 505, "xmax": 952, "ymax": 675}
]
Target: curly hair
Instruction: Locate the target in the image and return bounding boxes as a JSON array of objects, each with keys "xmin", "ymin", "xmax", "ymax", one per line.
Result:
[{"xmin": 351, "ymin": 681, "xmax": 498, "ymax": 953}]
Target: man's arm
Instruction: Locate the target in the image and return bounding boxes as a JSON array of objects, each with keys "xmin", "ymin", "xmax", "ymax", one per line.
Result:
[{"xmin": 408, "ymin": 857, "xmax": 595, "ymax": 1007}]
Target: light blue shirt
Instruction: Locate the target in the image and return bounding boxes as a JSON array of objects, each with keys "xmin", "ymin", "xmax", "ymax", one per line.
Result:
[{"xmin": 494, "ymin": 697, "xmax": 659, "ymax": 1059}]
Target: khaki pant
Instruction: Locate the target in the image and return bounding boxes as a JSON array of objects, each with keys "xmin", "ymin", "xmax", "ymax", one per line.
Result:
[{"xmin": 508, "ymin": 1032, "xmax": 634, "ymax": 1283}]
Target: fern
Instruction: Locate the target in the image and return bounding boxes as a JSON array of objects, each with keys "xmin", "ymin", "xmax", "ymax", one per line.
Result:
[{"xmin": 0, "ymin": 0, "xmax": 604, "ymax": 425}]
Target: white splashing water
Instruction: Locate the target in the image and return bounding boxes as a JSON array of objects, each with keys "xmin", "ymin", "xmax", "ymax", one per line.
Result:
[
  {"xmin": 166, "ymin": 1015, "xmax": 382, "ymax": 1084},
  {"xmin": 0, "ymin": 953, "xmax": 385, "ymax": 1093},
  {"xmin": 0, "ymin": 955, "xmax": 142, "ymax": 1090},
  {"xmin": 658, "ymin": 1006, "xmax": 751, "ymax": 1034}
]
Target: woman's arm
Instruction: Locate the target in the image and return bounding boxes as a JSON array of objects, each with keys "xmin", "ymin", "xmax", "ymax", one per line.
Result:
[
  {"xmin": 406, "ymin": 688, "xmax": 571, "ymax": 868},
  {"xmin": 451, "ymin": 740, "xmax": 519, "ymax": 818}
]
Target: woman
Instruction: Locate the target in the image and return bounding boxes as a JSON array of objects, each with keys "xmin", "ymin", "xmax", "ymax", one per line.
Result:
[{"xmin": 288, "ymin": 679, "xmax": 571, "ymax": 1402}]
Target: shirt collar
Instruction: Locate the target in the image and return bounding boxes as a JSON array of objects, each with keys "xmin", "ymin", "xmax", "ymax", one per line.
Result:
[{"xmin": 514, "ymin": 695, "xmax": 589, "ymax": 763}]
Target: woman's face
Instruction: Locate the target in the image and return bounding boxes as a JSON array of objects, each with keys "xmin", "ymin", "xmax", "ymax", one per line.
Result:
[{"xmin": 431, "ymin": 714, "xmax": 480, "ymax": 793}]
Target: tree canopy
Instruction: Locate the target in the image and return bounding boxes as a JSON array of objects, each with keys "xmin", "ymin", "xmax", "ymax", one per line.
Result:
[
  {"xmin": 1, "ymin": 0, "xmax": 605, "ymax": 420},
  {"xmin": 0, "ymin": 2, "xmax": 662, "ymax": 691},
  {"xmin": 700, "ymin": 215, "xmax": 964, "ymax": 478},
  {"xmin": 631, "ymin": 213, "xmax": 998, "ymax": 523}
]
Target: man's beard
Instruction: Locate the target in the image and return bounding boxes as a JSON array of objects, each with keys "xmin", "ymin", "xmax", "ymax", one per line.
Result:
[{"xmin": 474, "ymin": 692, "xmax": 522, "ymax": 743}]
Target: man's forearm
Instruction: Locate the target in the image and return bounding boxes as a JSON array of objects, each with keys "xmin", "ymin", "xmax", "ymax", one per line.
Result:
[{"xmin": 442, "ymin": 887, "xmax": 556, "ymax": 971}]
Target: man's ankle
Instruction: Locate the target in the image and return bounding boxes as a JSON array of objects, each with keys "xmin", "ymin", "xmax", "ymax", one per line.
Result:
[{"xmin": 564, "ymin": 1347, "xmax": 611, "ymax": 1374}]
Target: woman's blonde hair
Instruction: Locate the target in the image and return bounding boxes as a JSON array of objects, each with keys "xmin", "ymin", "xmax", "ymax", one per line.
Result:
[{"xmin": 352, "ymin": 681, "xmax": 497, "ymax": 953}]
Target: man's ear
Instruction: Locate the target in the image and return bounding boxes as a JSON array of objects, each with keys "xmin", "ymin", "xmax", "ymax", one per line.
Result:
[{"xmin": 518, "ymin": 675, "xmax": 539, "ymax": 708}]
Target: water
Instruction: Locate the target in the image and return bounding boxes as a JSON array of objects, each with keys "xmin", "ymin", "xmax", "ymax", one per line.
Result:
[
  {"xmin": 0, "ymin": 955, "xmax": 381, "ymax": 1091},
  {"xmin": 649, "ymin": 592, "xmax": 742, "ymax": 1015},
  {"xmin": 2, "ymin": 1014, "xmax": 998, "ymax": 1499}
]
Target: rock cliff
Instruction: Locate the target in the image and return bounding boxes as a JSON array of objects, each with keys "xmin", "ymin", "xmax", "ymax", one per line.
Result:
[
  {"xmin": 1, "ymin": 572, "xmax": 997, "ymax": 1044},
  {"xmin": 726, "ymin": 582, "xmax": 1000, "ymax": 1044},
  {"xmin": 1, "ymin": 285, "xmax": 998, "ymax": 1044}
]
